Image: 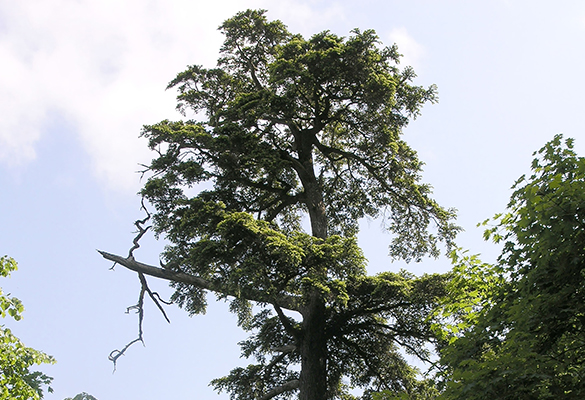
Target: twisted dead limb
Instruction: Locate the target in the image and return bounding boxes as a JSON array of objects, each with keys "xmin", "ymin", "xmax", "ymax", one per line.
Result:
[
  {"xmin": 108, "ymin": 284, "xmax": 145, "ymax": 371},
  {"xmin": 105, "ymin": 200, "xmax": 171, "ymax": 371}
]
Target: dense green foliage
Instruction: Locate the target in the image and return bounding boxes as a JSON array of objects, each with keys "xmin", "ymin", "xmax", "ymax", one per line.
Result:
[
  {"xmin": 437, "ymin": 135, "xmax": 585, "ymax": 399},
  {"xmin": 0, "ymin": 256, "xmax": 55, "ymax": 400},
  {"xmin": 116, "ymin": 9, "xmax": 459, "ymax": 400}
]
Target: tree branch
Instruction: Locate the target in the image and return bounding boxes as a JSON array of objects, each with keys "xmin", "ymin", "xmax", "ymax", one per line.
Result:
[
  {"xmin": 99, "ymin": 251, "xmax": 300, "ymax": 312},
  {"xmin": 270, "ymin": 345, "xmax": 297, "ymax": 353},
  {"xmin": 137, "ymin": 272, "xmax": 171, "ymax": 324},
  {"xmin": 259, "ymin": 380, "xmax": 300, "ymax": 400},
  {"xmin": 128, "ymin": 199, "xmax": 151, "ymax": 258},
  {"xmin": 106, "ymin": 204, "xmax": 174, "ymax": 371},
  {"xmin": 338, "ymin": 336, "xmax": 395, "ymax": 393},
  {"xmin": 264, "ymin": 350, "xmax": 295, "ymax": 381},
  {"xmin": 108, "ymin": 284, "xmax": 145, "ymax": 371},
  {"xmin": 273, "ymin": 303, "xmax": 301, "ymax": 340}
]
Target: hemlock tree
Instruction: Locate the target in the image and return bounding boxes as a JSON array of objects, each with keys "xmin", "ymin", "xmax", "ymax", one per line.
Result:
[
  {"xmin": 99, "ymin": 10, "xmax": 459, "ymax": 400},
  {"xmin": 437, "ymin": 136, "xmax": 585, "ymax": 399},
  {"xmin": 0, "ymin": 256, "xmax": 55, "ymax": 400}
]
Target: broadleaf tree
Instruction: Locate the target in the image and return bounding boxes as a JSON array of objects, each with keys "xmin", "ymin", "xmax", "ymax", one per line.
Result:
[
  {"xmin": 436, "ymin": 135, "xmax": 585, "ymax": 399},
  {"xmin": 100, "ymin": 10, "xmax": 459, "ymax": 400},
  {"xmin": 0, "ymin": 256, "xmax": 55, "ymax": 400}
]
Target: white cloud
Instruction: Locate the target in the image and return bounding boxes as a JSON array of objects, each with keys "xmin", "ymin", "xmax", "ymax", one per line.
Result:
[
  {"xmin": 0, "ymin": 0, "xmax": 349, "ymax": 192},
  {"xmin": 387, "ymin": 27, "xmax": 425, "ymax": 71},
  {"xmin": 0, "ymin": 0, "xmax": 259, "ymax": 191}
]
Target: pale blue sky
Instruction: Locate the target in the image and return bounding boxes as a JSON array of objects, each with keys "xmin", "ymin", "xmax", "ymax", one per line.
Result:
[{"xmin": 1, "ymin": 1, "xmax": 585, "ymax": 399}]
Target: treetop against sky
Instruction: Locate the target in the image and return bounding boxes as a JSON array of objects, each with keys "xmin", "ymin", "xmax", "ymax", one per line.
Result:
[{"xmin": 1, "ymin": 2, "xmax": 585, "ymax": 399}]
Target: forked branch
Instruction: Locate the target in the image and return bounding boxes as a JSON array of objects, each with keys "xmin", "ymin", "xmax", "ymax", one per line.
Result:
[{"xmin": 105, "ymin": 202, "xmax": 171, "ymax": 370}]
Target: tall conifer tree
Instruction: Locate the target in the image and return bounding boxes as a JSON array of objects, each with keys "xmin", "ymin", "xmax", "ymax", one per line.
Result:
[{"xmin": 101, "ymin": 10, "xmax": 458, "ymax": 400}]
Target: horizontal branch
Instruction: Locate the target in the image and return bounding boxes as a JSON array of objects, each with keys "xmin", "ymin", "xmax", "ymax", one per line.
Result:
[
  {"xmin": 98, "ymin": 250, "xmax": 300, "ymax": 311},
  {"xmin": 270, "ymin": 345, "xmax": 297, "ymax": 353},
  {"xmin": 260, "ymin": 380, "xmax": 300, "ymax": 400}
]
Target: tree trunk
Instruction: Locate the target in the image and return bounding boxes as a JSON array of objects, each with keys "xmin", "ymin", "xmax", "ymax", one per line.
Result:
[
  {"xmin": 298, "ymin": 292, "xmax": 328, "ymax": 400},
  {"xmin": 295, "ymin": 127, "xmax": 329, "ymax": 399},
  {"xmin": 294, "ymin": 129, "xmax": 328, "ymax": 240}
]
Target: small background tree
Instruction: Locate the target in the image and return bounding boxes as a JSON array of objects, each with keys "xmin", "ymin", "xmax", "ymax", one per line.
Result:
[{"xmin": 0, "ymin": 256, "xmax": 55, "ymax": 400}]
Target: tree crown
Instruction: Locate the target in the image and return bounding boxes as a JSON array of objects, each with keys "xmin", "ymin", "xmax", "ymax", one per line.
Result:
[{"xmin": 106, "ymin": 10, "xmax": 460, "ymax": 400}]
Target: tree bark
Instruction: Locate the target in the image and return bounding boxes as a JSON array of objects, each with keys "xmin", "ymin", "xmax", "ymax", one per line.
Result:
[
  {"xmin": 293, "ymin": 128, "xmax": 328, "ymax": 240},
  {"xmin": 293, "ymin": 125, "xmax": 330, "ymax": 399},
  {"xmin": 299, "ymin": 292, "xmax": 328, "ymax": 400}
]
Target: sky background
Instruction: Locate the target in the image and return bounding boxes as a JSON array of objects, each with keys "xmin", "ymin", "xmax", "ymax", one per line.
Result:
[{"xmin": 2, "ymin": 1, "xmax": 585, "ymax": 399}]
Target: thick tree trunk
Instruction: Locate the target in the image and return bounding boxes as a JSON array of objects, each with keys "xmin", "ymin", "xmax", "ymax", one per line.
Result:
[
  {"xmin": 306, "ymin": 183, "xmax": 328, "ymax": 239},
  {"xmin": 294, "ymin": 127, "xmax": 330, "ymax": 399},
  {"xmin": 299, "ymin": 292, "xmax": 328, "ymax": 400}
]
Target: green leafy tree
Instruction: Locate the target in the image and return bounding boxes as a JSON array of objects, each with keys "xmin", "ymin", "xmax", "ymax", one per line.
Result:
[
  {"xmin": 100, "ymin": 10, "xmax": 459, "ymax": 400},
  {"xmin": 437, "ymin": 135, "xmax": 585, "ymax": 399},
  {"xmin": 0, "ymin": 256, "xmax": 55, "ymax": 400}
]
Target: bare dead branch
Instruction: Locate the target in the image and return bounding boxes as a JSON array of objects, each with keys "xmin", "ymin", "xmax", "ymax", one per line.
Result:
[
  {"xmin": 151, "ymin": 291, "xmax": 173, "ymax": 305},
  {"xmin": 107, "ymin": 202, "xmax": 172, "ymax": 371},
  {"xmin": 107, "ymin": 272, "xmax": 173, "ymax": 372},
  {"xmin": 103, "ymin": 201, "xmax": 301, "ymax": 370},
  {"xmin": 108, "ymin": 284, "xmax": 146, "ymax": 372},
  {"xmin": 128, "ymin": 199, "xmax": 151, "ymax": 258},
  {"xmin": 98, "ymin": 250, "xmax": 300, "ymax": 311},
  {"xmin": 138, "ymin": 272, "xmax": 171, "ymax": 324}
]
